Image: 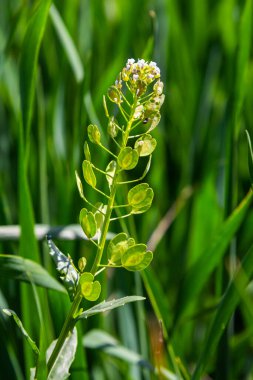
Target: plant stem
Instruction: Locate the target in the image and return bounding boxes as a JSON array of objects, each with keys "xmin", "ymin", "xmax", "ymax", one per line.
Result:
[{"xmin": 47, "ymin": 290, "xmax": 82, "ymax": 374}]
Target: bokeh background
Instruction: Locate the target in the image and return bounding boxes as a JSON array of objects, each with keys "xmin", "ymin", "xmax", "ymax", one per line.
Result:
[{"xmin": 1, "ymin": 0, "xmax": 253, "ymax": 379}]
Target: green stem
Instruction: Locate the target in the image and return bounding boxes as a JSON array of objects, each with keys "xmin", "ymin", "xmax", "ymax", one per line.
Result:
[{"xmin": 47, "ymin": 290, "xmax": 82, "ymax": 374}]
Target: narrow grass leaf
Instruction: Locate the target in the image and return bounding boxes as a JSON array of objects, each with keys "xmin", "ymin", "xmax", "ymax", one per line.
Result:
[
  {"xmin": 19, "ymin": 2, "xmax": 52, "ymax": 373},
  {"xmin": 175, "ymin": 190, "xmax": 253, "ymax": 323},
  {"xmin": 49, "ymin": 4, "xmax": 84, "ymax": 83},
  {"xmin": 2, "ymin": 309, "xmax": 39, "ymax": 355},
  {"xmin": 0, "ymin": 254, "xmax": 67, "ymax": 293},
  {"xmin": 83, "ymin": 329, "xmax": 178, "ymax": 379},
  {"xmin": 77, "ymin": 296, "xmax": 145, "ymax": 319},
  {"xmin": 192, "ymin": 243, "xmax": 253, "ymax": 380},
  {"xmin": 83, "ymin": 329, "xmax": 152, "ymax": 369},
  {"xmin": 234, "ymin": 0, "xmax": 252, "ymax": 137}
]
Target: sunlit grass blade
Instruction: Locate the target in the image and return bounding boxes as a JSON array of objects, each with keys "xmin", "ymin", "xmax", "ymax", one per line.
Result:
[
  {"xmin": 175, "ymin": 189, "xmax": 253, "ymax": 324},
  {"xmin": 192, "ymin": 243, "xmax": 253, "ymax": 380},
  {"xmin": 49, "ymin": 4, "xmax": 84, "ymax": 83},
  {"xmin": 0, "ymin": 254, "xmax": 67, "ymax": 293},
  {"xmin": 19, "ymin": 0, "xmax": 52, "ymax": 375}
]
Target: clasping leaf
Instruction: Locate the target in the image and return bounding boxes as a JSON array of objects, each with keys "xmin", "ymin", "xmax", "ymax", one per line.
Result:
[{"xmin": 47, "ymin": 238, "xmax": 79, "ymax": 301}]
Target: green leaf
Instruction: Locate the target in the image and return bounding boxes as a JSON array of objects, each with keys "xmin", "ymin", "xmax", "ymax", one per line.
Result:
[
  {"xmin": 83, "ymin": 329, "xmax": 152, "ymax": 368},
  {"xmin": 20, "ymin": 0, "xmax": 52, "ymax": 139},
  {"xmin": 82, "ymin": 160, "xmax": 96, "ymax": 188},
  {"xmin": 87, "ymin": 124, "xmax": 101, "ymax": 144},
  {"xmin": 79, "ymin": 272, "xmax": 101, "ymax": 301},
  {"xmin": 79, "ymin": 208, "xmax": 97, "ymax": 238},
  {"xmin": 47, "ymin": 238, "xmax": 79, "ymax": 301},
  {"xmin": 19, "ymin": 1, "xmax": 52, "ymax": 375},
  {"xmin": 0, "ymin": 254, "xmax": 66, "ymax": 294},
  {"xmin": 83, "ymin": 329, "xmax": 177, "ymax": 378},
  {"xmin": 49, "ymin": 4, "xmax": 84, "ymax": 83},
  {"xmin": 175, "ymin": 189, "xmax": 253, "ymax": 323},
  {"xmin": 77, "ymin": 296, "xmax": 146, "ymax": 319},
  {"xmin": 47, "ymin": 327, "xmax": 77, "ymax": 380},
  {"xmin": 192, "ymin": 243, "xmax": 253, "ymax": 380},
  {"xmin": 2, "ymin": 308, "xmax": 39, "ymax": 355},
  {"xmin": 234, "ymin": 0, "xmax": 252, "ymax": 138},
  {"xmin": 121, "ymin": 244, "xmax": 153, "ymax": 271},
  {"xmin": 134, "ymin": 134, "xmax": 157, "ymax": 156},
  {"xmin": 118, "ymin": 147, "xmax": 139, "ymax": 170},
  {"xmin": 128, "ymin": 183, "xmax": 154, "ymax": 214},
  {"xmin": 107, "ymin": 233, "xmax": 135, "ymax": 266},
  {"xmin": 106, "ymin": 160, "xmax": 117, "ymax": 188},
  {"xmin": 84, "ymin": 141, "xmax": 91, "ymax": 161},
  {"xmin": 245, "ymin": 130, "xmax": 253, "ymax": 184}
]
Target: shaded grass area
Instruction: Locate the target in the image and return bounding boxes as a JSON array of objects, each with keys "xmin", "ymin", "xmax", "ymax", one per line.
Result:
[{"xmin": 1, "ymin": 0, "xmax": 253, "ymax": 379}]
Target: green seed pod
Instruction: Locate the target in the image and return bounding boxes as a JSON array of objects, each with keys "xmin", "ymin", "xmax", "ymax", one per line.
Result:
[
  {"xmin": 78, "ymin": 257, "xmax": 87, "ymax": 272},
  {"xmin": 82, "ymin": 160, "xmax": 96, "ymax": 188},
  {"xmin": 107, "ymin": 86, "xmax": 122, "ymax": 104},
  {"xmin": 108, "ymin": 116, "xmax": 119, "ymax": 138},
  {"xmin": 107, "ymin": 233, "xmax": 135, "ymax": 265},
  {"xmin": 128, "ymin": 183, "xmax": 154, "ymax": 214},
  {"xmin": 118, "ymin": 147, "xmax": 139, "ymax": 170},
  {"xmin": 79, "ymin": 208, "xmax": 97, "ymax": 238},
  {"xmin": 134, "ymin": 134, "xmax": 157, "ymax": 156},
  {"xmin": 84, "ymin": 141, "xmax": 91, "ymax": 161},
  {"xmin": 106, "ymin": 160, "xmax": 117, "ymax": 188},
  {"xmin": 121, "ymin": 244, "xmax": 153, "ymax": 271},
  {"xmin": 87, "ymin": 124, "xmax": 101, "ymax": 144},
  {"xmin": 79, "ymin": 272, "xmax": 101, "ymax": 301}
]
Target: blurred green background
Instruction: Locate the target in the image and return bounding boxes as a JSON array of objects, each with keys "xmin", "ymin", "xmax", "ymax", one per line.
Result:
[{"xmin": 1, "ymin": 0, "xmax": 253, "ymax": 379}]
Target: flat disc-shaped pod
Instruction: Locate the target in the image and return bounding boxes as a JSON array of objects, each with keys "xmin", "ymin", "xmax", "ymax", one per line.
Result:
[
  {"xmin": 118, "ymin": 147, "xmax": 139, "ymax": 170},
  {"xmin": 107, "ymin": 232, "xmax": 135, "ymax": 266},
  {"xmin": 134, "ymin": 134, "xmax": 157, "ymax": 156},
  {"xmin": 94, "ymin": 202, "xmax": 106, "ymax": 231},
  {"xmin": 107, "ymin": 85, "xmax": 122, "ymax": 104},
  {"xmin": 107, "ymin": 116, "xmax": 119, "ymax": 138},
  {"xmin": 84, "ymin": 141, "xmax": 91, "ymax": 161},
  {"xmin": 106, "ymin": 160, "xmax": 117, "ymax": 188},
  {"xmin": 79, "ymin": 272, "xmax": 101, "ymax": 301},
  {"xmin": 82, "ymin": 160, "xmax": 96, "ymax": 188},
  {"xmin": 79, "ymin": 208, "xmax": 97, "ymax": 238},
  {"xmin": 128, "ymin": 183, "xmax": 154, "ymax": 214},
  {"xmin": 87, "ymin": 124, "xmax": 101, "ymax": 144},
  {"xmin": 75, "ymin": 171, "xmax": 84, "ymax": 199},
  {"xmin": 121, "ymin": 244, "xmax": 153, "ymax": 271}
]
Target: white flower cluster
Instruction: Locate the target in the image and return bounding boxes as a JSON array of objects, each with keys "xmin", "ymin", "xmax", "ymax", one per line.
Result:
[{"xmin": 121, "ymin": 58, "xmax": 161, "ymax": 86}]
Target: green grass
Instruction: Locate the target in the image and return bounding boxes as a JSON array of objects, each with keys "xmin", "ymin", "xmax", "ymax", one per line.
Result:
[{"xmin": 1, "ymin": 0, "xmax": 253, "ymax": 379}]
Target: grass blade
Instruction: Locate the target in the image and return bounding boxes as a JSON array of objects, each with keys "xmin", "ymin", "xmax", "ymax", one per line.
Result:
[
  {"xmin": 175, "ymin": 189, "xmax": 253, "ymax": 323},
  {"xmin": 49, "ymin": 4, "xmax": 84, "ymax": 83},
  {"xmin": 0, "ymin": 254, "xmax": 67, "ymax": 293},
  {"xmin": 192, "ymin": 243, "xmax": 253, "ymax": 379}
]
